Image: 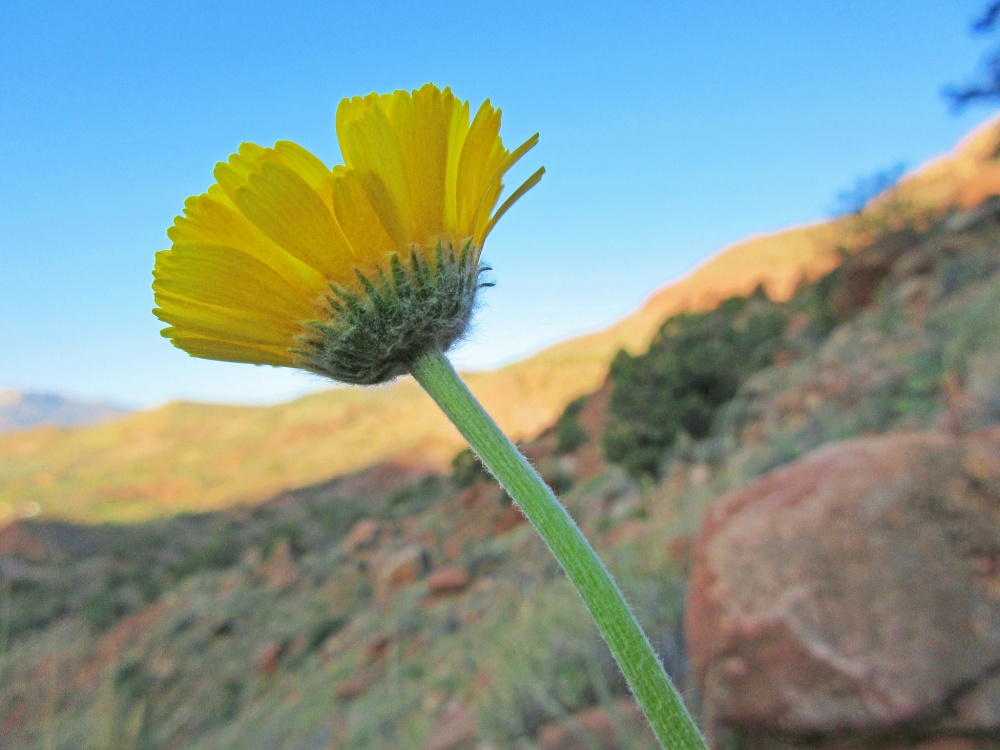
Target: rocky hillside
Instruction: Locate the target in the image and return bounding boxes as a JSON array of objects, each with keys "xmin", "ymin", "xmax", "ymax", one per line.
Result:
[
  {"xmin": 3, "ymin": 117, "xmax": 1000, "ymax": 524},
  {"xmin": 1, "ymin": 195, "xmax": 997, "ymax": 749},
  {"xmin": 673, "ymin": 202, "xmax": 1000, "ymax": 749}
]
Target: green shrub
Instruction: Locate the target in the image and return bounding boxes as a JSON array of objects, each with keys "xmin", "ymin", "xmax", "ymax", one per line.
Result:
[
  {"xmin": 450, "ymin": 448, "xmax": 488, "ymax": 488},
  {"xmin": 81, "ymin": 583, "xmax": 136, "ymax": 632},
  {"xmin": 168, "ymin": 528, "xmax": 243, "ymax": 580},
  {"xmin": 387, "ymin": 476, "xmax": 441, "ymax": 518},
  {"xmin": 790, "ymin": 263, "xmax": 842, "ymax": 340},
  {"xmin": 308, "ymin": 615, "xmax": 348, "ymax": 651},
  {"xmin": 260, "ymin": 523, "xmax": 303, "ymax": 556},
  {"xmin": 555, "ymin": 396, "xmax": 589, "ymax": 453},
  {"xmin": 545, "ymin": 470, "xmax": 574, "ymax": 494},
  {"xmin": 6, "ymin": 580, "xmax": 69, "ymax": 639},
  {"xmin": 603, "ymin": 293, "xmax": 788, "ymax": 479}
]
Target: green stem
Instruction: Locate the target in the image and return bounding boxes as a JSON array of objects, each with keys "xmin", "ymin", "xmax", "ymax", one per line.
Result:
[{"xmin": 410, "ymin": 348, "xmax": 706, "ymax": 750}]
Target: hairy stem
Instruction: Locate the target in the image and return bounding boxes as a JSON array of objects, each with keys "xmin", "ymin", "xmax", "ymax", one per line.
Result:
[{"xmin": 410, "ymin": 348, "xmax": 706, "ymax": 750}]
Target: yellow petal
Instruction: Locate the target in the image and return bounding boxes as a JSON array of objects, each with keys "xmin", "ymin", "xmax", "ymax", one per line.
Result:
[
  {"xmin": 214, "ymin": 143, "xmax": 270, "ymax": 196},
  {"xmin": 232, "ymin": 160, "xmax": 358, "ymax": 284},
  {"xmin": 456, "ymin": 100, "xmax": 502, "ymax": 234},
  {"xmin": 168, "ymin": 191, "xmax": 327, "ymax": 299},
  {"xmin": 471, "ymin": 133, "xmax": 541, "ymax": 243},
  {"xmin": 273, "ymin": 141, "xmax": 336, "ymax": 214},
  {"xmin": 162, "ymin": 328, "xmax": 294, "ymax": 367},
  {"xmin": 213, "ymin": 142, "xmax": 353, "ymax": 280},
  {"xmin": 154, "ymin": 291, "xmax": 301, "ymax": 348},
  {"xmin": 481, "ymin": 166, "xmax": 545, "ymax": 244},
  {"xmin": 154, "ymin": 244, "xmax": 317, "ymax": 321},
  {"xmin": 444, "ymin": 96, "xmax": 471, "ymax": 230},
  {"xmin": 337, "ymin": 96, "xmax": 412, "ymax": 246},
  {"xmin": 384, "ymin": 84, "xmax": 451, "ymax": 244},
  {"xmin": 332, "ymin": 167, "xmax": 399, "ymax": 277}
]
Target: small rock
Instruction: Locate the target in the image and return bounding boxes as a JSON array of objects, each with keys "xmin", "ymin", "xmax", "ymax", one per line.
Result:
[
  {"xmin": 689, "ymin": 463, "xmax": 710, "ymax": 487},
  {"xmin": 442, "ymin": 537, "xmax": 463, "ymax": 560},
  {"xmin": 344, "ymin": 519, "xmax": 379, "ymax": 551},
  {"xmin": 363, "ymin": 633, "xmax": 393, "ymax": 662},
  {"xmin": 420, "ymin": 703, "xmax": 479, "ymax": 750},
  {"xmin": 334, "ymin": 675, "xmax": 369, "ymax": 700},
  {"xmin": 458, "ymin": 483, "xmax": 489, "ymax": 510},
  {"xmin": 375, "ymin": 545, "xmax": 429, "ymax": 598},
  {"xmin": 667, "ymin": 534, "xmax": 694, "ymax": 570},
  {"xmin": 603, "ymin": 518, "xmax": 648, "ymax": 547},
  {"xmin": 256, "ymin": 640, "xmax": 287, "ymax": 677},
  {"xmin": 261, "ymin": 538, "xmax": 298, "ymax": 594},
  {"xmin": 556, "ymin": 455, "xmax": 578, "ymax": 478},
  {"xmin": 537, "ymin": 698, "xmax": 645, "ymax": 750},
  {"xmin": 493, "ymin": 505, "xmax": 526, "ymax": 535},
  {"xmin": 426, "ymin": 567, "xmax": 471, "ymax": 597}
]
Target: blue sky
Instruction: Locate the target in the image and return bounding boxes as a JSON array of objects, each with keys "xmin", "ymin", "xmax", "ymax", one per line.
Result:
[{"xmin": 0, "ymin": 0, "xmax": 994, "ymax": 407}]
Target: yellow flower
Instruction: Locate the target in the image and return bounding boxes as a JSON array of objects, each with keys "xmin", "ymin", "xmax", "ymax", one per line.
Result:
[{"xmin": 153, "ymin": 83, "xmax": 544, "ymax": 382}]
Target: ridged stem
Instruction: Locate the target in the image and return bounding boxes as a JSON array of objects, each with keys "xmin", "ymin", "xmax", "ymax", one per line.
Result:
[{"xmin": 410, "ymin": 348, "xmax": 706, "ymax": 750}]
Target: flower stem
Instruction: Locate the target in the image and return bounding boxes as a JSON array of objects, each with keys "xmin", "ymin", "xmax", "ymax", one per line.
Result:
[{"xmin": 410, "ymin": 348, "xmax": 706, "ymax": 750}]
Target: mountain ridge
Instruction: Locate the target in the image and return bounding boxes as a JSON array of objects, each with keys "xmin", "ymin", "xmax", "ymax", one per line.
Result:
[{"xmin": 0, "ymin": 389, "xmax": 129, "ymax": 434}]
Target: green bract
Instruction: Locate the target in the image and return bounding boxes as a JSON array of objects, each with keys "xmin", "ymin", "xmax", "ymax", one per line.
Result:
[{"xmin": 298, "ymin": 241, "xmax": 490, "ymax": 385}]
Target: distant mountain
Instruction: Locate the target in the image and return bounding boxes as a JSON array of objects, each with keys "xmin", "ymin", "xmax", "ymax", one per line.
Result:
[
  {"xmin": 0, "ymin": 390, "xmax": 128, "ymax": 433},
  {"xmin": 2, "ymin": 116, "xmax": 999, "ymax": 522}
]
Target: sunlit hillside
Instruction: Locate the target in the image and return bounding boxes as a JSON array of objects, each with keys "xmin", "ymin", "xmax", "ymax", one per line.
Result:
[{"xmin": 2, "ymin": 117, "xmax": 999, "ymax": 524}]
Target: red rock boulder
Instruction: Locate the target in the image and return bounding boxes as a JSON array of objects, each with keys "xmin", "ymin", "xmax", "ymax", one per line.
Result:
[
  {"xmin": 537, "ymin": 698, "xmax": 647, "ymax": 750},
  {"xmin": 686, "ymin": 428, "xmax": 1000, "ymax": 749},
  {"xmin": 374, "ymin": 544, "xmax": 429, "ymax": 600},
  {"xmin": 426, "ymin": 566, "xmax": 472, "ymax": 597}
]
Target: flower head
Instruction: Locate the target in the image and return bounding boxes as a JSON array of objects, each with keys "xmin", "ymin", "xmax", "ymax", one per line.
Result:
[{"xmin": 153, "ymin": 83, "xmax": 543, "ymax": 383}]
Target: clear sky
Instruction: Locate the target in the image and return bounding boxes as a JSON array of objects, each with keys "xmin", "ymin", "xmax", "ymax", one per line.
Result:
[{"xmin": 1, "ymin": 0, "xmax": 995, "ymax": 407}]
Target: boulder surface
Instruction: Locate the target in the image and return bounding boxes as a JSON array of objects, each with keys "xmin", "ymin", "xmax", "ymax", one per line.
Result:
[{"xmin": 686, "ymin": 428, "xmax": 1000, "ymax": 749}]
